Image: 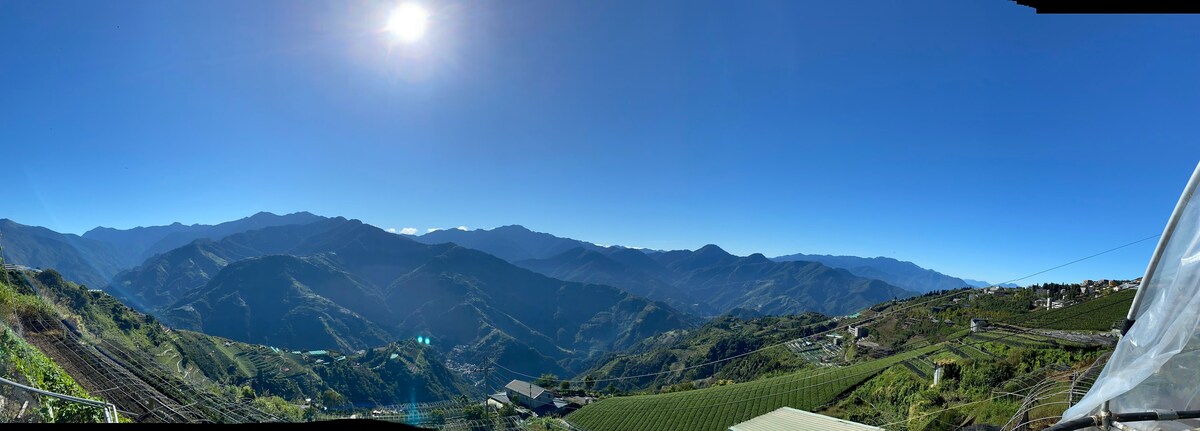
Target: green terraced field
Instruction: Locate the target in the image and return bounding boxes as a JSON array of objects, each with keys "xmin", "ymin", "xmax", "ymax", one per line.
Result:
[
  {"xmin": 950, "ymin": 343, "xmax": 995, "ymax": 360},
  {"xmin": 566, "ymin": 345, "xmax": 942, "ymax": 431},
  {"xmin": 899, "ymin": 360, "xmax": 933, "ymax": 380},
  {"xmin": 966, "ymin": 330, "xmax": 1063, "ymax": 349},
  {"xmin": 1010, "ymin": 290, "xmax": 1135, "ymax": 331}
]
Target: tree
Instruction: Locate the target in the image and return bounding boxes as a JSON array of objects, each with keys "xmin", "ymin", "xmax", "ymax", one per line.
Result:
[
  {"xmin": 559, "ymin": 380, "xmax": 570, "ymax": 391},
  {"xmin": 240, "ymin": 385, "xmax": 257, "ymax": 400},
  {"xmin": 535, "ymin": 373, "xmax": 559, "ymax": 388},
  {"xmin": 320, "ymin": 389, "xmax": 346, "ymax": 408},
  {"xmin": 463, "ymin": 404, "xmax": 488, "ymax": 421},
  {"xmin": 583, "ymin": 375, "xmax": 596, "ymax": 391},
  {"xmin": 429, "ymin": 409, "xmax": 447, "ymax": 426},
  {"xmin": 462, "ymin": 404, "xmax": 490, "ymax": 431}
]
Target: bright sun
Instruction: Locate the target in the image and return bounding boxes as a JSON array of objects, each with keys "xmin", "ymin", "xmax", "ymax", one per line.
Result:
[{"xmin": 386, "ymin": 3, "xmax": 429, "ymax": 43}]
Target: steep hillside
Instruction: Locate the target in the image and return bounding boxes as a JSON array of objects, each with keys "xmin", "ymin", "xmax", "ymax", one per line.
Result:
[
  {"xmin": 165, "ymin": 255, "xmax": 393, "ymax": 352},
  {"xmin": 1, "ymin": 268, "xmax": 474, "ymax": 415},
  {"xmin": 0, "ymin": 219, "xmax": 134, "ymax": 288},
  {"xmin": 772, "ymin": 252, "xmax": 972, "ymax": 293},
  {"xmin": 521, "ymin": 245, "xmax": 914, "ymax": 317},
  {"xmin": 107, "ymin": 218, "xmax": 349, "ymax": 311},
  {"xmin": 567, "ymin": 345, "xmax": 943, "ymax": 431},
  {"xmin": 516, "ymin": 247, "xmax": 714, "ymax": 315},
  {"xmin": 663, "ymin": 245, "xmax": 914, "ymax": 316},
  {"xmin": 1008, "ymin": 289, "xmax": 1135, "ymax": 331},
  {"xmin": 568, "ymin": 287, "xmax": 1117, "ymax": 431},
  {"xmin": 580, "ymin": 313, "xmax": 835, "ymax": 392},
  {"xmin": 115, "ymin": 219, "xmax": 692, "ymax": 377}
]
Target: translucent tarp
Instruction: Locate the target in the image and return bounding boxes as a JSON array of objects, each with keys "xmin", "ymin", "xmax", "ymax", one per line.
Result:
[{"xmin": 1061, "ymin": 167, "xmax": 1200, "ymax": 430}]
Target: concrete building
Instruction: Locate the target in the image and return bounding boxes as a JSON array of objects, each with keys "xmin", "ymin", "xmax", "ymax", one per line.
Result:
[
  {"xmin": 728, "ymin": 407, "xmax": 883, "ymax": 431},
  {"xmin": 504, "ymin": 379, "xmax": 554, "ymax": 410},
  {"xmin": 826, "ymin": 333, "xmax": 844, "ymax": 346},
  {"xmin": 847, "ymin": 325, "xmax": 868, "ymax": 339},
  {"xmin": 970, "ymin": 318, "xmax": 989, "ymax": 333}
]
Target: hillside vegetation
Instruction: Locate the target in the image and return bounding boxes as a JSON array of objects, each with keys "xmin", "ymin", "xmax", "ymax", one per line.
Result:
[
  {"xmin": 113, "ymin": 219, "xmax": 692, "ymax": 377},
  {"xmin": 569, "ymin": 287, "xmax": 1119, "ymax": 431},
  {"xmin": 0, "ymin": 268, "xmax": 474, "ymax": 421},
  {"xmin": 580, "ymin": 312, "xmax": 835, "ymax": 392},
  {"xmin": 0, "ymin": 277, "xmax": 109, "ymax": 422},
  {"xmin": 568, "ymin": 345, "xmax": 943, "ymax": 431},
  {"xmin": 519, "ymin": 244, "xmax": 915, "ymax": 317},
  {"xmin": 1008, "ymin": 289, "xmax": 1134, "ymax": 331}
]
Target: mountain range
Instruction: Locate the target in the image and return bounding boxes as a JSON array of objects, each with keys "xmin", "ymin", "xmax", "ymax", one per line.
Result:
[
  {"xmin": 1, "ymin": 212, "xmax": 997, "ymax": 380},
  {"xmin": 771, "ymin": 253, "xmax": 973, "ymax": 293},
  {"xmin": 83, "ymin": 211, "xmax": 326, "ymax": 263},
  {"xmin": 0, "ymin": 218, "xmax": 133, "ymax": 287},
  {"xmin": 517, "ymin": 245, "xmax": 913, "ymax": 317},
  {"xmin": 411, "ymin": 224, "xmax": 605, "ymax": 261},
  {"xmin": 111, "ymin": 218, "xmax": 692, "ymax": 375}
]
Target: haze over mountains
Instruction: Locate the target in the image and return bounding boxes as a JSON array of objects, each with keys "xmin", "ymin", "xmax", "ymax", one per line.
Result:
[
  {"xmin": 517, "ymin": 245, "xmax": 913, "ymax": 317},
  {"xmin": 0, "ymin": 218, "xmax": 134, "ymax": 287},
  {"xmin": 0, "ymin": 212, "xmax": 993, "ymax": 378},
  {"xmin": 772, "ymin": 253, "xmax": 975, "ymax": 293},
  {"xmin": 107, "ymin": 218, "xmax": 690, "ymax": 375}
]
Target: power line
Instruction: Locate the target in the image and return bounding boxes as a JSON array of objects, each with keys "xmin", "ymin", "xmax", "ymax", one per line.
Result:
[
  {"xmin": 557, "ymin": 265, "xmax": 1130, "ymax": 418},
  {"xmin": 278, "ymin": 231, "xmax": 1151, "ymax": 423}
]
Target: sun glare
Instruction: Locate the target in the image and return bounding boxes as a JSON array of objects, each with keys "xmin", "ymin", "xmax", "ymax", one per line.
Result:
[{"xmin": 386, "ymin": 3, "xmax": 429, "ymax": 43}]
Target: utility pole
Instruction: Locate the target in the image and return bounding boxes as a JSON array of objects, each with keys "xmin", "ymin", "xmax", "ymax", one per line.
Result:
[{"xmin": 483, "ymin": 356, "xmax": 496, "ymax": 420}]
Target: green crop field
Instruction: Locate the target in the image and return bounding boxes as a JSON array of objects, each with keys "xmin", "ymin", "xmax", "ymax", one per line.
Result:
[
  {"xmin": 1010, "ymin": 290, "xmax": 1135, "ymax": 331},
  {"xmin": 966, "ymin": 331, "xmax": 1058, "ymax": 349},
  {"xmin": 566, "ymin": 344, "xmax": 942, "ymax": 431}
]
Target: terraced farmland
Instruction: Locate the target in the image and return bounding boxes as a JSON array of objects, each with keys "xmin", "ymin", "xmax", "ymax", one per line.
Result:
[
  {"xmin": 566, "ymin": 345, "xmax": 942, "ymax": 431},
  {"xmin": 899, "ymin": 359, "xmax": 933, "ymax": 380},
  {"xmin": 967, "ymin": 330, "xmax": 1061, "ymax": 349},
  {"xmin": 1010, "ymin": 290, "xmax": 1135, "ymax": 331}
]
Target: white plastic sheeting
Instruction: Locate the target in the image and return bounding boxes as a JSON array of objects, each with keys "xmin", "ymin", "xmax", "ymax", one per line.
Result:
[{"xmin": 1060, "ymin": 164, "xmax": 1200, "ymax": 430}]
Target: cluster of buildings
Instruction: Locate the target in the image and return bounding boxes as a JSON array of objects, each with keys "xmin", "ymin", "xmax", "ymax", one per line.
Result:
[{"xmin": 1030, "ymin": 278, "xmax": 1141, "ymax": 311}]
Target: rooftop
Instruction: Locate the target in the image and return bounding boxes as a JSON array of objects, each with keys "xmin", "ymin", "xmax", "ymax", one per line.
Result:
[
  {"xmin": 505, "ymin": 379, "xmax": 548, "ymax": 399},
  {"xmin": 728, "ymin": 407, "xmax": 882, "ymax": 431},
  {"xmin": 489, "ymin": 392, "xmax": 511, "ymax": 404}
]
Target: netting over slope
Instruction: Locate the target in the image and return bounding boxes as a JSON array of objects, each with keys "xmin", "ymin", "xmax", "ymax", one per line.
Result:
[{"xmin": 1060, "ymin": 166, "xmax": 1200, "ymax": 430}]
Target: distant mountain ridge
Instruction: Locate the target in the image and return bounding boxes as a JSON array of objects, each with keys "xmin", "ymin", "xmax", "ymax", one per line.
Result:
[
  {"xmin": 518, "ymin": 243, "xmax": 915, "ymax": 317},
  {"xmin": 0, "ymin": 212, "xmax": 330, "ymax": 291},
  {"xmin": 0, "ymin": 218, "xmax": 135, "ymax": 287},
  {"xmin": 412, "ymin": 224, "xmax": 606, "ymax": 261},
  {"xmin": 962, "ymin": 278, "xmax": 990, "ymax": 288},
  {"xmin": 84, "ymin": 211, "xmax": 326, "ymax": 262},
  {"xmin": 409, "ymin": 225, "xmax": 921, "ymax": 317},
  {"xmin": 112, "ymin": 218, "xmax": 693, "ymax": 375},
  {"xmin": 772, "ymin": 252, "xmax": 974, "ymax": 293}
]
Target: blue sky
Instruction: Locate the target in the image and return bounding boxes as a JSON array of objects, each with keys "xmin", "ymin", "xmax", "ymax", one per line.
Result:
[{"xmin": 2, "ymin": 0, "xmax": 1198, "ymax": 284}]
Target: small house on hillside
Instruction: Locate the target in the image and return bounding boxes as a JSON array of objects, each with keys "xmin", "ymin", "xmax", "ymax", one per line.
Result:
[
  {"xmin": 970, "ymin": 318, "xmax": 990, "ymax": 333},
  {"xmin": 504, "ymin": 379, "xmax": 553, "ymax": 410}
]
